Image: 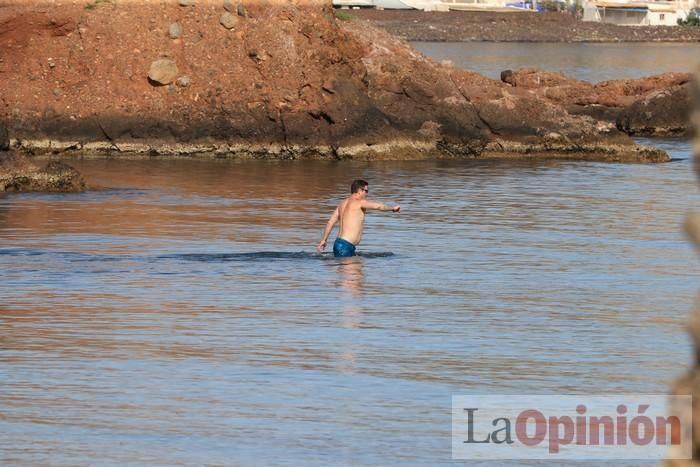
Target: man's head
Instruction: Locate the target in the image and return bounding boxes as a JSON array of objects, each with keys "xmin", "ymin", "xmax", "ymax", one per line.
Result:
[{"xmin": 350, "ymin": 179, "xmax": 369, "ymax": 197}]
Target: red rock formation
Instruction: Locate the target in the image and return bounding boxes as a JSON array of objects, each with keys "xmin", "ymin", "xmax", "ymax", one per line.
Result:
[
  {"xmin": 0, "ymin": 1, "xmax": 668, "ymax": 161},
  {"xmin": 502, "ymin": 69, "xmax": 691, "ymax": 136}
]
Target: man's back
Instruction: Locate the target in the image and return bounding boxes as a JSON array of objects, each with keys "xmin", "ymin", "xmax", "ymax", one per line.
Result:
[{"xmin": 338, "ymin": 197, "xmax": 366, "ymax": 245}]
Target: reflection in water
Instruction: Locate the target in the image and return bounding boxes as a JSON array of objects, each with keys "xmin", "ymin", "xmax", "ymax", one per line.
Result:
[
  {"xmin": 1, "ymin": 140, "xmax": 699, "ymax": 464},
  {"xmin": 338, "ymin": 257, "xmax": 365, "ymax": 296}
]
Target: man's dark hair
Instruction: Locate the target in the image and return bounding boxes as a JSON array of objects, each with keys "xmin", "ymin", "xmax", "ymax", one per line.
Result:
[{"xmin": 351, "ymin": 179, "xmax": 368, "ymax": 194}]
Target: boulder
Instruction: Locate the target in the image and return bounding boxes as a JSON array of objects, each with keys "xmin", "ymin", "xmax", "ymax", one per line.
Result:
[
  {"xmin": 220, "ymin": 12, "xmax": 237, "ymax": 29},
  {"xmin": 502, "ymin": 68, "xmax": 692, "ymax": 135},
  {"xmin": 617, "ymin": 84, "xmax": 690, "ymax": 136},
  {"xmin": 148, "ymin": 58, "xmax": 178, "ymax": 85},
  {"xmin": 169, "ymin": 22, "xmax": 183, "ymax": 39},
  {"xmin": 0, "ymin": 154, "xmax": 85, "ymax": 193}
]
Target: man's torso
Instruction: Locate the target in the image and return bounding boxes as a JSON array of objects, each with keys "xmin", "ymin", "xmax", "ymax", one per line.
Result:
[{"xmin": 337, "ymin": 197, "xmax": 365, "ymax": 245}]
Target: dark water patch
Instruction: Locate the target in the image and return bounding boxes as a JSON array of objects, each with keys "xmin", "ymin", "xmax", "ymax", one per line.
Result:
[{"xmin": 159, "ymin": 251, "xmax": 395, "ymax": 262}]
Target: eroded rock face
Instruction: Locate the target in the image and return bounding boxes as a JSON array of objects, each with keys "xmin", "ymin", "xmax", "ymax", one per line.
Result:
[
  {"xmin": 0, "ymin": 1, "xmax": 670, "ymax": 161},
  {"xmin": 0, "ymin": 153, "xmax": 85, "ymax": 193},
  {"xmin": 501, "ymin": 69, "xmax": 691, "ymax": 136},
  {"xmin": 618, "ymin": 85, "xmax": 689, "ymax": 137}
]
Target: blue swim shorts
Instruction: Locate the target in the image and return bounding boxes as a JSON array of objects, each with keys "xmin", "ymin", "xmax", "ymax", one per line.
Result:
[{"xmin": 333, "ymin": 237, "xmax": 356, "ymax": 257}]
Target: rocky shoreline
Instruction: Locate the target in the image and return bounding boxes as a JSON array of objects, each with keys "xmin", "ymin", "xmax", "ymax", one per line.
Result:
[
  {"xmin": 351, "ymin": 10, "xmax": 700, "ymax": 43},
  {"xmin": 0, "ymin": 0, "xmax": 693, "ymax": 181},
  {"xmin": 0, "ymin": 151, "xmax": 85, "ymax": 193}
]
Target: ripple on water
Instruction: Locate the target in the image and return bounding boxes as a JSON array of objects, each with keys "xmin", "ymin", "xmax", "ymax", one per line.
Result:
[{"xmin": 0, "ymin": 140, "xmax": 698, "ymax": 464}]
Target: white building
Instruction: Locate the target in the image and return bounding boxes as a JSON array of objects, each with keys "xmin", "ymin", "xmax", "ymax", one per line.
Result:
[
  {"xmin": 583, "ymin": 0, "xmax": 696, "ymax": 25},
  {"xmin": 333, "ymin": 0, "xmax": 450, "ymax": 10},
  {"xmin": 333, "ymin": 0, "xmax": 535, "ymax": 10}
]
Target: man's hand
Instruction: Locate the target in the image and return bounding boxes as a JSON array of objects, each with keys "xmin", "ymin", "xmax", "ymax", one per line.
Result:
[
  {"xmin": 392, "ymin": 205, "xmax": 400, "ymax": 213},
  {"xmin": 317, "ymin": 239, "xmax": 327, "ymax": 253}
]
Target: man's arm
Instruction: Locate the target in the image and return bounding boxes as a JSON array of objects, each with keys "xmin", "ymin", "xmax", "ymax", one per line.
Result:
[
  {"xmin": 317, "ymin": 207, "xmax": 340, "ymax": 252},
  {"xmin": 361, "ymin": 200, "xmax": 401, "ymax": 212}
]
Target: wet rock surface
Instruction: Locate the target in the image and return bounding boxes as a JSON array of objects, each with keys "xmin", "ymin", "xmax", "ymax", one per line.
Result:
[
  {"xmin": 0, "ymin": 152, "xmax": 85, "ymax": 193},
  {"xmin": 0, "ymin": 1, "xmax": 674, "ymax": 162}
]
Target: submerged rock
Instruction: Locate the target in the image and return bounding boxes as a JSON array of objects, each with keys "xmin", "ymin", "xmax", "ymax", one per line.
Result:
[{"xmin": 0, "ymin": 153, "xmax": 85, "ymax": 193}]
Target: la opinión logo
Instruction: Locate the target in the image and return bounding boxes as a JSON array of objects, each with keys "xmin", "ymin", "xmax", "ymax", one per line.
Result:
[
  {"xmin": 462, "ymin": 404, "xmax": 680, "ymax": 453},
  {"xmin": 451, "ymin": 395, "xmax": 692, "ymax": 460}
]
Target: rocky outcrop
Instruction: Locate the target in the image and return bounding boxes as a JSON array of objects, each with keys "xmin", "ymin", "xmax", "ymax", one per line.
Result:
[
  {"xmin": 618, "ymin": 85, "xmax": 690, "ymax": 136},
  {"xmin": 501, "ymin": 69, "xmax": 691, "ymax": 136},
  {"xmin": 0, "ymin": 153, "xmax": 85, "ymax": 193},
  {"xmin": 0, "ymin": 1, "xmax": 669, "ymax": 162}
]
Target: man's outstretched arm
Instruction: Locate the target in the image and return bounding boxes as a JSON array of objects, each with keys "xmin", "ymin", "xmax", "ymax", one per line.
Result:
[
  {"xmin": 361, "ymin": 200, "xmax": 401, "ymax": 212},
  {"xmin": 317, "ymin": 207, "xmax": 340, "ymax": 252}
]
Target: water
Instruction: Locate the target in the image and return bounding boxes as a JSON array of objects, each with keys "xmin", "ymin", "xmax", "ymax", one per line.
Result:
[
  {"xmin": 2, "ymin": 41, "xmax": 700, "ymax": 463},
  {"xmin": 411, "ymin": 42, "xmax": 700, "ymax": 82}
]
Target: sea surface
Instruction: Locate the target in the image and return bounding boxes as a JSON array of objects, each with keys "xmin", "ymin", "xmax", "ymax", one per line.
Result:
[
  {"xmin": 411, "ymin": 42, "xmax": 700, "ymax": 82},
  {"xmin": 2, "ymin": 46, "xmax": 699, "ymax": 465}
]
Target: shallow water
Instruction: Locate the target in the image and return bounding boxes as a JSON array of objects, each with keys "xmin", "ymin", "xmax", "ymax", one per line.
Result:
[
  {"xmin": 1, "ymin": 137, "xmax": 698, "ymax": 464},
  {"xmin": 411, "ymin": 42, "xmax": 700, "ymax": 82}
]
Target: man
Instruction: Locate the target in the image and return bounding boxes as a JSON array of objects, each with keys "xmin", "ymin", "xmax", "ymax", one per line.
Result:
[{"xmin": 317, "ymin": 179, "xmax": 400, "ymax": 257}]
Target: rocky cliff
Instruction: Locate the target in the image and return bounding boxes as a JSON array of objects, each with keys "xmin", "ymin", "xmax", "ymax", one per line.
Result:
[{"xmin": 0, "ymin": 0, "xmax": 669, "ymax": 162}]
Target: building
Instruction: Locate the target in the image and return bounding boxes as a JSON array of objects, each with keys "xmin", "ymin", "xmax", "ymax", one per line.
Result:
[{"xmin": 582, "ymin": 0, "xmax": 696, "ymax": 25}]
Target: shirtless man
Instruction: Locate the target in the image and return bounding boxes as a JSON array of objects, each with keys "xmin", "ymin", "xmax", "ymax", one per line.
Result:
[{"xmin": 317, "ymin": 179, "xmax": 400, "ymax": 257}]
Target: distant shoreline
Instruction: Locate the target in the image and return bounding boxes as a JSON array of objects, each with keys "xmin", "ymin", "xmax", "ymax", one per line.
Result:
[{"xmin": 349, "ymin": 10, "xmax": 700, "ymax": 43}]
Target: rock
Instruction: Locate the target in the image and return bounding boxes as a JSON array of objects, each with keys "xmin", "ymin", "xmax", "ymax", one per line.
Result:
[
  {"xmin": 0, "ymin": 124, "xmax": 8, "ymax": 151},
  {"xmin": 617, "ymin": 84, "xmax": 690, "ymax": 136},
  {"xmin": 191, "ymin": 31, "xmax": 204, "ymax": 43},
  {"xmin": 176, "ymin": 75, "xmax": 191, "ymax": 88},
  {"xmin": 169, "ymin": 22, "xmax": 182, "ymax": 39},
  {"xmin": 0, "ymin": 2, "xmax": 674, "ymax": 162},
  {"xmin": 0, "ymin": 154, "xmax": 85, "ymax": 193},
  {"xmin": 220, "ymin": 12, "xmax": 237, "ymax": 29},
  {"xmin": 178, "ymin": 0, "xmax": 194, "ymax": 6},
  {"xmin": 237, "ymin": 2, "xmax": 246, "ymax": 17},
  {"xmin": 148, "ymin": 58, "xmax": 178, "ymax": 85},
  {"xmin": 223, "ymin": 0, "xmax": 234, "ymax": 12},
  {"xmin": 502, "ymin": 68, "xmax": 692, "ymax": 135}
]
